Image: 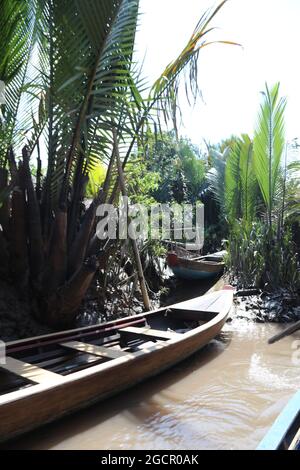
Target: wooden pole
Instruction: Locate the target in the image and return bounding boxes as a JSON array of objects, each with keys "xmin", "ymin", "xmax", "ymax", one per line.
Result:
[
  {"xmin": 113, "ymin": 130, "xmax": 151, "ymax": 311},
  {"xmin": 268, "ymin": 319, "xmax": 300, "ymax": 344}
]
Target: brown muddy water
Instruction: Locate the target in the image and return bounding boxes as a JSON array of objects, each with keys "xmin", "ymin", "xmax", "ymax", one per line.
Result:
[{"xmin": 4, "ymin": 310, "xmax": 300, "ymax": 450}]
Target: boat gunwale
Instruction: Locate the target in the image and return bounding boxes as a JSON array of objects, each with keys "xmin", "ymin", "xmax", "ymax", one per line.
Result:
[
  {"xmin": 175, "ymin": 256, "xmax": 225, "ymax": 271},
  {"xmin": 257, "ymin": 390, "xmax": 300, "ymax": 450},
  {"xmin": 176, "ymin": 256, "xmax": 225, "ymax": 267}
]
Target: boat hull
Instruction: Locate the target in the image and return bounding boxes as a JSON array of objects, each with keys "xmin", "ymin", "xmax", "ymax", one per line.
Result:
[
  {"xmin": 0, "ymin": 290, "xmax": 233, "ymax": 443},
  {"xmin": 171, "ymin": 266, "xmax": 220, "ymax": 281},
  {"xmin": 257, "ymin": 390, "xmax": 300, "ymax": 450},
  {"xmin": 167, "ymin": 251, "xmax": 225, "ymax": 281},
  {"xmin": 170, "ymin": 265, "xmax": 220, "ymax": 280}
]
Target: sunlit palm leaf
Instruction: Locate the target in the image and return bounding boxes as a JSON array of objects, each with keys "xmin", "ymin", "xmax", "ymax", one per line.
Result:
[
  {"xmin": 0, "ymin": 0, "xmax": 36, "ymax": 164},
  {"xmin": 207, "ymin": 147, "xmax": 229, "ymax": 215},
  {"xmin": 239, "ymin": 134, "xmax": 257, "ymax": 223},
  {"xmin": 253, "ymin": 82, "xmax": 286, "ymax": 227},
  {"xmin": 225, "ymin": 138, "xmax": 241, "ymax": 222},
  {"xmin": 225, "ymin": 135, "xmax": 259, "ymax": 226},
  {"xmin": 150, "ymin": 0, "xmax": 240, "ymax": 130}
]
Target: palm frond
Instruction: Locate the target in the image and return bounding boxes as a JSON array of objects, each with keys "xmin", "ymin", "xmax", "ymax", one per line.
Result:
[
  {"xmin": 207, "ymin": 147, "xmax": 229, "ymax": 214},
  {"xmin": 286, "ymin": 160, "xmax": 300, "ymax": 220},
  {"xmin": 0, "ymin": 0, "xmax": 37, "ymax": 164},
  {"xmin": 239, "ymin": 134, "xmax": 257, "ymax": 223},
  {"xmin": 150, "ymin": 0, "xmax": 240, "ymax": 130},
  {"xmin": 253, "ymin": 82, "xmax": 286, "ymax": 227},
  {"xmin": 225, "ymin": 138, "xmax": 242, "ymax": 222},
  {"xmin": 38, "ymin": 0, "xmax": 140, "ymax": 207}
]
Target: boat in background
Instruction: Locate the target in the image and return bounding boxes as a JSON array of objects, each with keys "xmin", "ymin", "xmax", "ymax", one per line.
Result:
[
  {"xmin": 257, "ymin": 390, "xmax": 300, "ymax": 450},
  {"xmin": 167, "ymin": 247, "xmax": 226, "ymax": 280},
  {"xmin": 0, "ymin": 287, "xmax": 233, "ymax": 443}
]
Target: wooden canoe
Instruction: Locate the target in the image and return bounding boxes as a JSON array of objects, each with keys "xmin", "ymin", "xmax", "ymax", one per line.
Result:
[
  {"xmin": 0, "ymin": 288, "xmax": 233, "ymax": 443},
  {"xmin": 167, "ymin": 250, "xmax": 225, "ymax": 280},
  {"xmin": 257, "ymin": 390, "xmax": 300, "ymax": 450}
]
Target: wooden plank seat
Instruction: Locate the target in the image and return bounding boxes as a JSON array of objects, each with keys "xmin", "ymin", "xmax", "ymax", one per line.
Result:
[
  {"xmin": 0, "ymin": 357, "xmax": 63, "ymax": 385},
  {"xmin": 118, "ymin": 326, "xmax": 180, "ymax": 341},
  {"xmin": 61, "ymin": 341, "xmax": 134, "ymax": 359}
]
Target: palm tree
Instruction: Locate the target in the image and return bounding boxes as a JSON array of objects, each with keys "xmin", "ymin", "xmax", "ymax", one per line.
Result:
[{"xmin": 0, "ymin": 0, "xmax": 235, "ymax": 326}]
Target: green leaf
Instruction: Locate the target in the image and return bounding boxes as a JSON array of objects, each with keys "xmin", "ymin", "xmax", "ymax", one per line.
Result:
[{"xmin": 253, "ymin": 82, "xmax": 286, "ymax": 227}]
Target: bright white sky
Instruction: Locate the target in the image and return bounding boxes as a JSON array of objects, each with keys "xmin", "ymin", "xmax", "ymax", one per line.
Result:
[{"xmin": 135, "ymin": 0, "xmax": 300, "ymax": 149}]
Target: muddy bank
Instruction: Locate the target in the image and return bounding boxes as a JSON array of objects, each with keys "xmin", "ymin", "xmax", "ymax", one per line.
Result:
[
  {"xmin": 0, "ymin": 275, "xmax": 167, "ymax": 341},
  {"xmin": 0, "ymin": 281, "xmax": 51, "ymax": 342},
  {"xmin": 231, "ymin": 289, "xmax": 300, "ymax": 323},
  {"xmin": 1, "ymin": 274, "xmax": 299, "ymax": 342},
  {"xmin": 0, "ymin": 281, "xmax": 159, "ymax": 342}
]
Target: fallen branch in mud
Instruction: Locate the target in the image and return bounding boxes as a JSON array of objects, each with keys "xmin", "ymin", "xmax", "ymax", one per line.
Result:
[{"xmin": 268, "ymin": 320, "xmax": 300, "ymax": 344}]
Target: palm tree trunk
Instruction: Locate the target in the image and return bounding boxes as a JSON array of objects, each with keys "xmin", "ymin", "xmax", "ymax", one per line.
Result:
[
  {"xmin": 44, "ymin": 256, "xmax": 98, "ymax": 326},
  {"xmin": 0, "ymin": 230, "xmax": 9, "ymax": 278},
  {"xmin": 43, "ymin": 208, "xmax": 67, "ymax": 294},
  {"xmin": 36, "ymin": 140, "xmax": 42, "ymax": 202},
  {"xmin": 68, "ymin": 197, "xmax": 99, "ymax": 276},
  {"xmin": 22, "ymin": 146, "xmax": 44, "ymax": 285},
  {"xmin": 67, "ymin": 153, "xmax": 88, "ymax": 246},
  {"xmin": 0, "ymin": 168, "xmax": 9, "ymax": 235},
  {"xmin": 10, "ymin": 164, "xmax": 29, "ymax": 289}
]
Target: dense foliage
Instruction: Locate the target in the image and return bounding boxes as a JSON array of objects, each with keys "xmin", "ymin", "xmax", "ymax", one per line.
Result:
[
  {"xmin": 208, "ymin": 84, "xmax": 300, "ymax": 291},
  {"xmin": 143, "ymin": 131, "xmax": 206, "ymax": 204}
]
